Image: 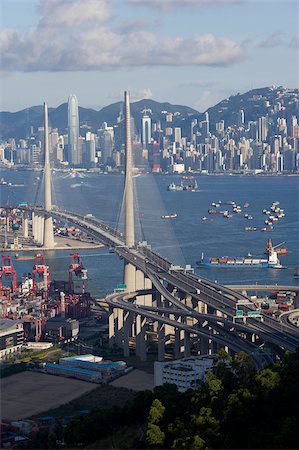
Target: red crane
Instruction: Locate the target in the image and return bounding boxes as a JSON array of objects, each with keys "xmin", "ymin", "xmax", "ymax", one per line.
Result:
[
  {"xmin": 32, "ymin": 254, "xmax": 50, "ymax": 297},
  {"xmin": 68, "ymin": 253, "xmax": 87, "ymax": 293},
  {"xmin": 0, "ymin": 255, "xmax": 17, "ymax": 293}
]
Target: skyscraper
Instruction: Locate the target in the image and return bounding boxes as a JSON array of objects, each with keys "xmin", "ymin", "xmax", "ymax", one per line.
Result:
[
  {"xmin": 68, "ymin": 94, "xmax": 80, "ymax": 165},
  {"xmin": 141, "ymin": 114, "xmax": 151, "ymax": 149}
]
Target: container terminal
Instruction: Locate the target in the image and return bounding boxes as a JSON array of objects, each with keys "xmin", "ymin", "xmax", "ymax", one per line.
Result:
[{"xmin": 0, "ymin": 252, "xmax": 92, "ymax": 356}]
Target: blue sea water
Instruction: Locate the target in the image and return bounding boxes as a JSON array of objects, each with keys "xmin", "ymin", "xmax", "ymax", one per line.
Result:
[{"xmin": 1, "ymin": 169, "xmax": 298, "ymax": 297}]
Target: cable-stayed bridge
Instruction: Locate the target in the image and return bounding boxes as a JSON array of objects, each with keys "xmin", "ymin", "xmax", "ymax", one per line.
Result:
[{"xmin": 2, "ymin": 92, "xmax": 299, "ymax": 369}]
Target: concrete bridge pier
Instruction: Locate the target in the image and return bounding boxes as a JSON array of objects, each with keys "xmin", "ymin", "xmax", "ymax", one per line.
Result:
[
  {"xmin": 157, "ymin": 322, "xmax": 165, "ymax": 361},
  {"xmin": 31, "ymin": 212, "xmax": 36, "ymax": 241},
  {"xmin": 22, "ymin": 211, "xmax": 29, "ymax": 238},
  {"xmin": 184, "ymin": 331, "xmax": 191, "ymax": 357},
  {"xmin": 108, "ymin": 308, "xmax": 115, "ymax": 348},
  {"xmin": 124, "ymin": 263, "xmax": 136, "ymax": 293},
  {"xmin": 174, "ymin": 315, "xmax": 186, "ymax": 359},
  {"xmin": 115, "ymin": 308, "xmax": 124, "ymax": 347},
  {"xmin": 6, "ymin": 213, "xmax": 10, "ymax": 232},
  {"xmin": 35, "ymin": 214, "xmax": 42, "ymax": 243},
  {"xmin": 39, "ymin": 215, "xmax": 45, "ymax": 246},
  {"xmin": 135, "ymin": 315, "xmax": 147, "ymax": 361},
  {"xmin": 123, "ymin": 311, "xmax": 131, "ymax": 357},
  {"xmin": 135, "ymin": 270, "xmax": 152, "ymax": 307}
]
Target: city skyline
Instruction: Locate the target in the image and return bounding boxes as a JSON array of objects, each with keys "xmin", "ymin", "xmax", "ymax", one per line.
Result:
[{"xmin": 0, "ymin": 0, "xmax": 298, "ymax": 112}]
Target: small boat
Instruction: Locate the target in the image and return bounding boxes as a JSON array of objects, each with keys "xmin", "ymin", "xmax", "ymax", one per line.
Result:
[
  {"xmin": 202, "ymin": 216, "xmax": 208, "ymax": 221},
  {"xmin": 161, "ymin": 214, "xmax": 177, "ymax": 219},
  {"xmin": 261, "ymin": 227, "xmax": 273, "ymax": 232},
  {"xmin": 15, "ymin": 253, "xmax": 42, "ymax": 260},
  {"xmin": 168, "ymin": 182, "xmax": 183, "ymax": 191},
  {"xmin": 244, "ymin": 202, "xmax": 249, "ymax": 208},
  {"xmin": 245, "ymin": 227, "xmax": 257, "ymax": 231}
]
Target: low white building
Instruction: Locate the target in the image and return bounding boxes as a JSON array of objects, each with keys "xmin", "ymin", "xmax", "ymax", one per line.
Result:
[
  {"xmin": 171, "ymin": 163, "xmax": 185, "ymax": 173},
  {"xmin": 154, "ymin": 355, "xmax": 214, "ymax": 392},
  {"xmin": 0, "ymin": 320, "xmax": 24, "ymax": 359}
]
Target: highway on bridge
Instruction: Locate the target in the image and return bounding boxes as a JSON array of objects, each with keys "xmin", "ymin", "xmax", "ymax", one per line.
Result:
[
  {"xmin": 12, "ymin": 205, "xmax": 299, "ymax": 360},
  {"xmin": 47, "ymin": 208, "xmax": 299, "ymax": 355}
]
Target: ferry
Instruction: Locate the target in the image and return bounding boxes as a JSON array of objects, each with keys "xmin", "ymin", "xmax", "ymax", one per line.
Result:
[
  {"xmin": 197, "ymin": 248, "xmax": 283, "ymax": 269},
  {"xmin": 161, "ymin": 213, "xmax": 177, "ymax": 219},
  {"xmin": 167, "ymin": 177, "xmax": 198, "ymax": 192}
]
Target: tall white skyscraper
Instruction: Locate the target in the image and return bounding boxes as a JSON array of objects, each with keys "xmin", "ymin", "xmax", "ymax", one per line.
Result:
[
  {"xmin": 68, "ymin": 94, "xmax": 80, "ymax": 165},
  {"xmin": 141, "ymin": 114, "xmax": 151, "ymax": 149}
]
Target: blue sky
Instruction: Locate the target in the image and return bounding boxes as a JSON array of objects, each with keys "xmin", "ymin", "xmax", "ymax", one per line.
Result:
[{"xmin": 0, "ymin": 0, "xmax": 298, "ymax": 112}]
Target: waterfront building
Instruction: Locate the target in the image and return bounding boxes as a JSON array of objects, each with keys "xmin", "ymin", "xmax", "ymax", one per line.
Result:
[{"xmin": 154, "ymin": 356, "xmax": 214, "ymax": 392}]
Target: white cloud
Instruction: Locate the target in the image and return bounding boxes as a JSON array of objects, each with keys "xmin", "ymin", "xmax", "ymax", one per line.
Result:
[
  {"xmin": 257, "ymin": 33, "xmax": 299, "ymax": 49},
  {"xmin": 126, "ymin": 0, "xmax": 246, "ymax": 8},
  {"xmin": 0, "ymin": 0, "xmax": 245, "ymax": 71},
  {"xmin": 131, "ymin": 88, "xmax": 153, "ymax": 101},
  {"xmin": 39, "ymin": 0, "xmax": 111, "ymax": 27}
]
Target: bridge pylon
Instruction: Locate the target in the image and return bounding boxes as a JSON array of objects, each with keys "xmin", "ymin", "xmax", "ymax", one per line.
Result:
[
  {"xmin": 43, "ymin": 102, "xmax": 55, "ymax": 249},
  {"xmin": 123, "ymin": 90, "xmax": 136, "ymax": 292}
]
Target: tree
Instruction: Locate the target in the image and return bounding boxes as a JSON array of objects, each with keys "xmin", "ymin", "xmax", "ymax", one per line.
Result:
[
  {"xmin": 148, "ymin": 398, "xmax": 166, "ymax": 425},
  {"xmin": 255, "ymin": 367, "xmax": 280, "ymax": 390},
  {"xmin": 146, "ymin": 423, "xmax": 165, "ymax": 448}
]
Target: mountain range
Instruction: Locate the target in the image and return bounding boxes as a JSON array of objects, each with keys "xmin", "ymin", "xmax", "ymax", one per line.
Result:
[{"xmin": 0, "ymin": 86, "xmax": 298, "ymax": 140}]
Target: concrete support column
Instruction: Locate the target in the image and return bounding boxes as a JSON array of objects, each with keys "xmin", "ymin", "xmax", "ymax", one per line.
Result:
[
  {"xmin": 31, "ymin": 212, "xmax": 35, "ymax": 239},
  {"xmin": 36, "ymin": 215, "xmax": 41, "ymax": 244},
  {"xmin": 200, "ymin": 336, "xmax": 209, "ymax": 355},
  {"xmin": 124, "ymin": 262, "xmax": 136, "ymax": 293},
  {"xmin": 22, "ymin": 211, "xmax": 29, "ymax": 238},
  {"xmin": 174, "ymin": 316, "xmax": 184, "ymax": 359},
  {"xmin": 116, "ymin": 308, "xmax": 124, "ymax": 347},
  {"xmin": 6, "ymin": 214, "xmax": 10, "ymax": 232},
  {"xmin": 123, "ymin": 311, "xmax": 131, "ymax": 357},
  {"xmin": 158, "ymin": 321, "xmax": 165, "ymax": 361},
  {"xmin": 184, "ymin": 332, "xmax": 191, "ymax": 357},
  {"xmin": 136, "ymin": 315, "xmax": 147, "ymax": 361},
  {"xmin": 38, "ymin": 215, "xmax": 44, "ymax": 245},
  {"xmin": 108, "ymin": 308, "xmax": 115, "ymax": 348}
]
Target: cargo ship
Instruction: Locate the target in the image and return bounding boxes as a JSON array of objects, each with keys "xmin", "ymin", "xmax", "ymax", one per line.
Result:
[{"xmin": 197, "ymin": 248, "xmax": 283, "ymax": 269}]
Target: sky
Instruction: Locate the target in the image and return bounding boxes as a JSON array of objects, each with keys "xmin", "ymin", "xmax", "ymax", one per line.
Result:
[{"xmin": 0, "ymin": 0, "xmax": 298, "ymax": 112}]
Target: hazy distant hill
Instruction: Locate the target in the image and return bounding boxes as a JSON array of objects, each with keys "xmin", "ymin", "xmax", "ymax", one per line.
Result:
[
  {"xmin": 206, "ymin": 86, "xmax": 299, "ymax": 131},
  {"xmin": 0, "ymin": 99, "xmax": 198, "ymax": 140},
  {"xmin": 0, "ymin": 86, "xmax": 298, "ymax": 140}
]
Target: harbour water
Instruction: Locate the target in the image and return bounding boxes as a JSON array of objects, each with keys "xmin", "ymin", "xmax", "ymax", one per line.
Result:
[{"xmin": 1, "ymin": 169, "xmax": 299, "ymax": 297}]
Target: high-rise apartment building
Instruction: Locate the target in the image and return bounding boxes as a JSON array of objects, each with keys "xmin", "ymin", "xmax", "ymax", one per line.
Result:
[
  {"xmin": 68, "ymin": 94, "xmax": 80, "ymax": 166},
  {"xmin": 238, "ymin": 109, "xmax": 245, "ymax": 127}
]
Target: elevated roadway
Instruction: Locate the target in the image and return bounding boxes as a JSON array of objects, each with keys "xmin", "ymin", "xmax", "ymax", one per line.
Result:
[
  {"xmin": 10, "ymin": 205, "xmax": 299, "ymax": 357},
  {"xmin": 225, "ymin": 285, "xmax": 299, "ymax": 292}
]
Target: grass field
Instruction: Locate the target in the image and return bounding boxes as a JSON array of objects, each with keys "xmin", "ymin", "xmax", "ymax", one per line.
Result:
[{"xmin": 1, "ymin": 371, "xmax": 135, "ymax": 420}]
